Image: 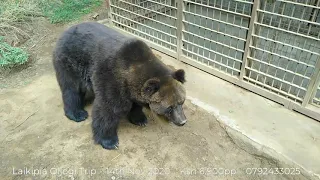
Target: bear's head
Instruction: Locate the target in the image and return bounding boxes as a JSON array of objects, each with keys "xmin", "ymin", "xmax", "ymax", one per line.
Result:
[{"xmin": 142, "ymin": 69, "xmax": 187, "ymax": 126}]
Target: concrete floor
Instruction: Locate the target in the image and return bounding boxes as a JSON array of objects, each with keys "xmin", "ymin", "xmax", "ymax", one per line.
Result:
[{"xmin": 0, "ymin": 22, "xmax": 319, "ymax": 180}]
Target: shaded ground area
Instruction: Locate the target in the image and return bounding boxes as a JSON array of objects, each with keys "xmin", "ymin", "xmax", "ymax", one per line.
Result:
[{"xmin": 0, "ymin": 16, "xmax": 308, "ymax": 180}]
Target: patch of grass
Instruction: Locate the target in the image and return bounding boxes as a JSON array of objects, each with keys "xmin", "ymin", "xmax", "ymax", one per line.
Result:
[
  {"xmin": 0, "ymin": 0, "xmax": 42, "ymax": 40},
  {"xmin": 0, "ymin": 0, "xmax": 102, "ymax": 68},
  {"xmin": 41, "ymin": 0, "xmax": 103, "ymax": 24},
  {"xmin": 0, "ymin": 0, "xmax": 103, "ymax": 39},
  {"xmin": 0, "ymin": 37, "xmax": 29, "ymax": 68}
]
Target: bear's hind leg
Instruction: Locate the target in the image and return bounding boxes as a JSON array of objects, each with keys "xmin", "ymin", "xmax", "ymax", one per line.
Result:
[
  {"xmin": 62, "ymin": 87, "xmax": 88, "ymax": 122},
  {"xmin": 83, "ymin": 83, "xmax": 95, "ymax": 106},
  {"xmin": 128, "ymin": 103, "xmax": 148, "ymax": 126},
  {"xmin": 55, "ymin": 65, "xmax": 88, "ymax": 122},
  {"xmin": 92, "ymin": 95, "xmax": 132, "ymax": 150},
  {"xmin": 92, "ymin": 104, "xmax": 120, "ymax": 150}
]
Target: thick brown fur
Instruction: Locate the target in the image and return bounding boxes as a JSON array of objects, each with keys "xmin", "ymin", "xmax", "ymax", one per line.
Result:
[{"xmin": 52, "ymin": 22, "xmax": 187, "ymax": 150}]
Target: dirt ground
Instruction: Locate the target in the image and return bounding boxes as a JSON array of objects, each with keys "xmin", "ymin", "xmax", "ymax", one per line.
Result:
[{"xmin": 0, "ymin": 8, "xmax": 307, "ymax": 180}]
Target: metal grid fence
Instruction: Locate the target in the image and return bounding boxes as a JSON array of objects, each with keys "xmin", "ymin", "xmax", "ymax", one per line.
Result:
[
  {"xmin": 110, "ymin": 0, "xmax": 178, "ymax": 53},
  {"xmin": 108, "ymin": 0, "xmax": 320, "ymax": 121},
  {"xmin": 182, "ymin": 0, "xmax": 252, "ymax": 77},
  {"xmin": 313, "ymin": 84, "xmax": 320, "ymax": 106},
  {"xmin": 244, "ymin": 0, "xmax": 320, "ymax": 105}
]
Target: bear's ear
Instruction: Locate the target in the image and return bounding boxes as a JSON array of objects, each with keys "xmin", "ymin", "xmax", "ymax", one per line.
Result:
[
  {"xmin": 142, "ymin": 78, "xmax": 160, "ymax": 97},
  {"xmin": 172, "ymin": 69, "xmax": 186, "ymax": 83}
]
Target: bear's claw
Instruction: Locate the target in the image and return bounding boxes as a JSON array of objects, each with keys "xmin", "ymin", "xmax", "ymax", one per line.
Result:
[
  {"xmin": 129, "ymin": 116, "xmax": 148, "ymax": 127},
  {"xmin": 101, "ymin": 137, "xmax": 119, "ymax": 150},
  {"xmin": 137, "ymin": 122, "xmax": 147, "ymax": 126},
  {"xmin": 130, "ymin": 120, "xmax": 147, "ymax": 127},
  {"xmin": 65, "ymin": 109, "xmax": 88, "ymax": 122}
]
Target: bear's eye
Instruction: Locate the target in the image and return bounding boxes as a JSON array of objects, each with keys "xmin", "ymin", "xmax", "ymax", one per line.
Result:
[
  {"xmin": 166, "ymin": 106, "xmax": 173, "ymax": 114},
  {"xmin": 178, "ymin": 99, "xmax": 185, "ymax": 105}
]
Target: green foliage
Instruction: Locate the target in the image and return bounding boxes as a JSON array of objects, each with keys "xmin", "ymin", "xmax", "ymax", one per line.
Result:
[
  {"xmin": 0, "ymin": 0, "xmax": 42, "ymax": 39},
  {"xmin": 41, "ymin": 0, "xmax": 103, "ymax": 24},
  {"xmin": 0, "ymin": 37, "xmax": 29, "ymax": 68},
  {"xmin": 0, "ymin": 0, "xmax": 102, "ymax": 68}
]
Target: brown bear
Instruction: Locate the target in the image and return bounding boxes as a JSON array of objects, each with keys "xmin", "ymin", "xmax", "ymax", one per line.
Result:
[{"xmin": 52, "ymin": 22, "xmax": 187, "ymax": 150}]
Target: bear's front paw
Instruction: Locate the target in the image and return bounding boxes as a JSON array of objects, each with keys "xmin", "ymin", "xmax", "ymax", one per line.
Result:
[
  {"xmin": 101, "ymin": 136, "xmax": 119, "ymax": 150},
  {"xmin": 129, "ymin": 115, "xmax": 148, "ymax": 127},
  {"xmin": 65, "ymin": 109, "xmax": 88, "ymax": 122}
]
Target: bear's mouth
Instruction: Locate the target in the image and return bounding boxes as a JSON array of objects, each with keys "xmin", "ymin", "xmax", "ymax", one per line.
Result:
[
  {"xmin": 149, "ymin": 109, "xmax": 187, "ymax": 126},
  {"xmin": 158, "ymin": 113, "xmax": 187, "ymax": 126},
  {"xmin": 173, "ymin": 120, "xmax": 187, "ymax": 126}
]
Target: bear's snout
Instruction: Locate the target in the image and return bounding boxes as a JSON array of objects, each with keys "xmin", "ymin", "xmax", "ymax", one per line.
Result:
[
  {"xmin": 174, "ymin": 119, "xmax": 187, "ymax": 126},
  {"xmin": 171, "ymin": 105, "xmax": 187, "ymax": 126}
]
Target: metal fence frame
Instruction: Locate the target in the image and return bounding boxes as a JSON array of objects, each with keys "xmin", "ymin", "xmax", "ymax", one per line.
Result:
[{"xmin": 107, "ymin": 0, "xmax": 320, "ymax": 121}]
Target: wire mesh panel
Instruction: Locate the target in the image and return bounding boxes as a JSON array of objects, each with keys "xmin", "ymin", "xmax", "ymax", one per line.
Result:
[
  {"xmin": 109, "ymin": 0, "xmax": 320, "ymax": 120},
  {"xmin": 243, "ymin": 0, "xmax": 320, "ymax": 104},
  {"xmin": 110, "ymin": 0, "xmax": 178, "ymax": 53},
  {"xmin": 313, "ymin": 83, "xmax": 320, "ymax": 107},
  {"xmin": 182, "ymin": 0, "xmax": 253, "ymax": 77}
]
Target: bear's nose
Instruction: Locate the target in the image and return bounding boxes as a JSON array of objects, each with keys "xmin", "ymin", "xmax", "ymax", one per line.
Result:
[{"xmin": 176, "ymin": 119, "xmax": 187, "ymax": 126}]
